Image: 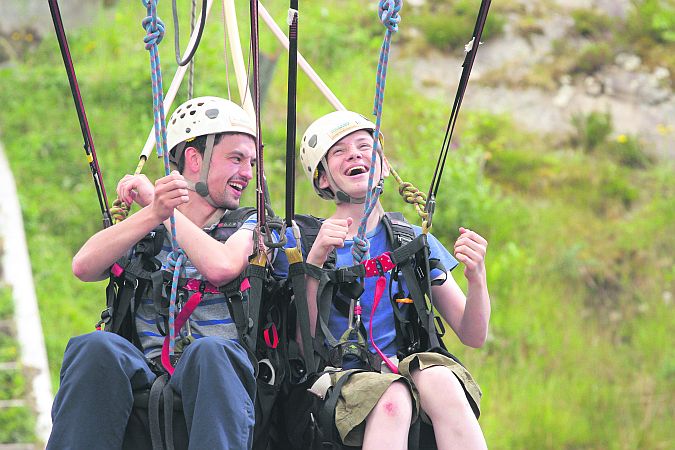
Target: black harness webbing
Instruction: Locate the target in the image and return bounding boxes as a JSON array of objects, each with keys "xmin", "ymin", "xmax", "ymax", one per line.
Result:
[
  {"xmin": 243, "ymin": 263, "xmax": 269, "ymax": 354},
  {"xmin": 285, "ymin": 1, "xmax": 299, "ymax": 224},
  {"xmin": 288, "ymin": 259, "xmax": 315, "ymax": 372}
]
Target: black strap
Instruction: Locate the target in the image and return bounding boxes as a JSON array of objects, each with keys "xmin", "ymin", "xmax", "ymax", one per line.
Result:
[
  {"xmin": 407, "ymin": 416, "xmax": 421, "ymax": 450},
  {"xmin": 149, "ymin": 373, "xmax": 169, "ymax": 450},
  {"xmin": 285, "ymin": 1, "xmax": 299, "ymax": 225},
  {"xmin": 391, "ymin": 235, "xmax": 443, "ymax": 350},
  {"xmin": 319, "ymin": 370, "xmax": 365, "ymax": 447},
  {"xmin": 171, "ymin": 0, "xmax": 207, "ymax": 66},
  {"xmin": 289, "ymin": 261, "xmax": 316, "ymax": 372},
  {"xmin": 243, "ymin": 263, "xmax": 268, "ymax": 353},
  {"xmin": 426, "ymin": 0, "xmax": 492, "ymax": 225},
  {"xmin": 162, "ymin": 380, "xmax": 175, "ymax": 450}
]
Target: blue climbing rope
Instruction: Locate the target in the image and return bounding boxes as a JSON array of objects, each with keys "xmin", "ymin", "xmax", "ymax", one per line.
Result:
[
  {"xmin": 352, "ymin": 0, "xmax": 402, "ymax": 264},
  {"xmin": 142, "ymin": 0, "xmax": 185, "ymax": 360}
]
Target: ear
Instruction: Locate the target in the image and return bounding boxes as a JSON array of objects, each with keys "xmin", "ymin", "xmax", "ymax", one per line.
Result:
[
  {"xmin": 183, "ymin": 146, "xmax": 202, "ymax": 175},
  {"xmin": 380, "ymin": 152, "xmax": 390, "ymax": 178},
  {"xmin": 317, "ymin": 169, "xmax": 331, "ymax": 190}
]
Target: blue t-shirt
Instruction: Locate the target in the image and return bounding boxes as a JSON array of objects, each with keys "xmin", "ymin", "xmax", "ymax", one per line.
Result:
[{"xmin": 274, "ymin": 219, "xmax": 458, "ymax": 357}]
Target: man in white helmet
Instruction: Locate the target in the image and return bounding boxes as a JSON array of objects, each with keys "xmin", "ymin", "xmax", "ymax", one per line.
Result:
[
  {"xmin": 283, "ymin": 110, "xmax": 490, "ymax": 449},
  {"xmin": 48, "ymin": 97, "xmax": 260, "ymax": 449}
]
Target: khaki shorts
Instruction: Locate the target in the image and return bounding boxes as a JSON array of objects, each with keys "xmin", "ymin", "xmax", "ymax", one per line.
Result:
[{"xmin": 328, "ymin": 352, "xmax": 482, "ymax": 446}]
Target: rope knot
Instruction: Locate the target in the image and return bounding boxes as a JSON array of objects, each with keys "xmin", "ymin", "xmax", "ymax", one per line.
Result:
[
  {"xmin": 167, "ymin": 248, "xmax": 185, "ymax": 271},
  {"xmin": 351, "ymin": 235, "xmax": 371, "ymax": 263},
  {"xmin": 142, "ymin": 15, "xmax": 165, "ymax": 48},
  {"xmin": 379, "ymin": 0, "xmax": 402, "ymax": 33}
]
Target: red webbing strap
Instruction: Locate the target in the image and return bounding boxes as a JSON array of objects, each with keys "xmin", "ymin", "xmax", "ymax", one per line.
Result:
[
  {"xmin": 160, "ymin": 279, "xmax": 219, "ymax": 374},
  {"xmin": 264, "ymin": 324, "xmax": 278, "ymax": 349},
  {"xmin": 362, "ymin": 253, "xmax": 399, "ymax": 373}
]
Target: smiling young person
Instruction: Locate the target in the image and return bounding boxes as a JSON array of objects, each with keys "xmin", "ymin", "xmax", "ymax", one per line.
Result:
[
  {"xmin": 48, "ymin": 97, "xmax": 261, "ymax": 450},
  {"xmin": 294, "ymin": 110, "xmax": 491, "ymax": 449}
]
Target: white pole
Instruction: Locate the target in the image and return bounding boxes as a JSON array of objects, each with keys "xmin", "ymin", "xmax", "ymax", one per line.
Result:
[
  {"xmin": 224, "ymin": 0, "xmax": 256, "ymax": 118},
  {"xmin": 140, "ymin": 0, "xmax": 215, "ymax": 160},
  {"xmin": 258, "ymin": 2, "xmax": 346, "ymax": 111}
]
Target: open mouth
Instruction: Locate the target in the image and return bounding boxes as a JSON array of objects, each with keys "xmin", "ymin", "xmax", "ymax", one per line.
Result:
[
  {"xmin": 228, "ymin": 181, "xmax": 245, "ymax": 192},
  {"xmin": 345, "ymin": 165, "xmax": 368, "ymax": 177}
]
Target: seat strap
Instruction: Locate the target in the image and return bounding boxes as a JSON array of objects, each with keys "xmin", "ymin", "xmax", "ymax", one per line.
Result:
[{"xmin": 149, "ymin": 373, "xmax": 169, "ymax": 450}]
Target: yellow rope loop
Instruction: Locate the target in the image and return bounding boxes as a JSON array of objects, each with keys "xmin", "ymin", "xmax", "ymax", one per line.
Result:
[
  {"xmin": 110, "ymin": 198, "xmax": 130, "ymax": 224},
  {"xmin": 388, "ymin": 159, "xmax": 429, "ymax": 223},
  {"xmin": 422, "ymin": 218, "xmax": 431, "ymax": 235},
  {"xmin": 110, "ymin": 157, "xmax": 149, "ymax": 224}
]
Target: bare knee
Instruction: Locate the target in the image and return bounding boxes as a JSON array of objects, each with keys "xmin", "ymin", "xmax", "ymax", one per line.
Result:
[
  {"xmin": 373, "ymin": 381, "xmax": 413, "ymax": 420},
  {"xmin": 413, "ymin": 366, "xmax": 472, "ymax": 417}
]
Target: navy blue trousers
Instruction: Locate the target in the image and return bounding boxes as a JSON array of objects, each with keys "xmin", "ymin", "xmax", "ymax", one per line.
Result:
[{"xmin": 47, "ymin": 332, "xmax": 256, "ymax": 450}]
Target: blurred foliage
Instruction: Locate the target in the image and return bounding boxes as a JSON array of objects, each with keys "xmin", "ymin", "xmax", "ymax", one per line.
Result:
[
  {"xmin": 409, "ymin": 0, "xmax": 507, "ymax": 52},
  {"xmin": 571, "ymin": 111, "xmax": 613, "ymax": 152},
  {"xmin": 0, "ymin": 287, "xmax": 35, "ymax": 443},
  {"xmin": 627, "ymin": 0, "xmax": 675, "ymax": 44},
  {"xmin": 0, "ymin": 405, "xmax": 35, "ymax": 444},
  {"xmin": 0, "ymin": 0, "xmax": 673, "ymax": 449}
]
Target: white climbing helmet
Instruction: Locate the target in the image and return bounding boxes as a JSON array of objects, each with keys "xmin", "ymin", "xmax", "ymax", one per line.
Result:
[
  {"xmin": 166, "ymin": 96, "xmax": 256, "ymax": 167},
  {"xmin": 299, "ymin": 110, "xmax": 378, "ymax": 203},
  {"xmin": 165, "ymin": 96, "xmax": 256, "ymax": 207}
]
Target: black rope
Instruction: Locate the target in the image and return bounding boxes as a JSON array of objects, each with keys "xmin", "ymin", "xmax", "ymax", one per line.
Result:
[
  {"xmin": 172, "ymin": 0, "xmax": 208, "ymax": 67},
  {"xmin": 426, "ymin": 0, "xmax": 491, "ymax": 224},
  {"xmin": 48, "ymin": 0, "xmax": 112, "ymax": 229},
  {"xmin": 285, "ymin": 1, "xmax": 299, "ymax": 226},
  {"xmin": 249, "ymin": 0, "xmax": 266, "ymax": 228}
]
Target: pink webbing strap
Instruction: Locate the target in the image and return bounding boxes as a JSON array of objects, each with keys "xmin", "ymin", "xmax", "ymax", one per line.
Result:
[
  {"xmin": 240, "ymin": 277, "xmax": 251, "ymax": 292},
  {"xmin": 264, "ymin": 324, "xmax": 279, "ymax": 349},
  {"xmin": 160, "ymin": 290, "xmax": 204, "ymax": 374},
  {"xmin": 111, "ymin": 263, "xmax": 124, "ymax": 277},
  {"xmin": 184, "ymin": 278, "xmax": 220, "ymax": 294},
  {"xmin": 362, "ymin": 253, "xmax": 399, "ymax": 374}
]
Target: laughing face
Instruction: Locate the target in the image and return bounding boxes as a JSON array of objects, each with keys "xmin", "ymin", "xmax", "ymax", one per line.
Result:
[
  {"xmin": 206, "ymin": 133, "xmax": 256, "ymax": 210},
  {"xmin": 319, "ymin": 130, "xmax": 387, "ymax": 199}
]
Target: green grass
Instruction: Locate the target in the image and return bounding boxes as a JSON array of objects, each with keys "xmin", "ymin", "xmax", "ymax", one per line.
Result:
[
  {"xmin": 0, "ymin": 1, "xmax": 673, "ymax": 448},
  {"xmin": 0, "ymin": 285, "xmax": 36, "ymax": 444}
]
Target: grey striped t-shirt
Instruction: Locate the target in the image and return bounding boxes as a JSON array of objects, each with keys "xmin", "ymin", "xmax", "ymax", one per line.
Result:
[{"xmin": 134, "ymin": 213, "xmax": 257, "ymax": 359}]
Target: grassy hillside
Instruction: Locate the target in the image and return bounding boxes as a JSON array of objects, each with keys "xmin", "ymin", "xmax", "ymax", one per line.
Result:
[{"xmin": 0, "ymin": 1, "xmax": 672, "ymax": 448}]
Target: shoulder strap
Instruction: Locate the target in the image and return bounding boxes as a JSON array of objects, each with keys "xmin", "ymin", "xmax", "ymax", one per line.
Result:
[
  {"xmin": 382, "ymin": 212, "xmax": 415, "ymax": 250},
  {"xmin": 212, "ymin": 207, "xmax": 257, "ymax": 242},
  {"xmin": 292, "ymin": 214, "xmax": 336, "ymax": 268}
]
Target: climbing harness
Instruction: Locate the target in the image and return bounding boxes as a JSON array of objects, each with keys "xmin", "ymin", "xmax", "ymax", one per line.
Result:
[
  {"xmin": 48, "ymin": 0, "xmax": 113, "ymax": 229},
  {"xmin": 425, "ymin": 0, "xmax": 492, "ymax": 232}
]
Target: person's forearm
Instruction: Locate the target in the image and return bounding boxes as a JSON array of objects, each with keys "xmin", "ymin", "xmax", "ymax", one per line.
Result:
[
  {"xmin": 165, "ymin": 211, "xmax": 252, "ymax": 286},
  {"xmin": 72, "ymin": 207, "xmax": 161, "ymax": 282},
  {"xmin": 459, "ymin": 273, "xmax": 490, "ymax": 348}
]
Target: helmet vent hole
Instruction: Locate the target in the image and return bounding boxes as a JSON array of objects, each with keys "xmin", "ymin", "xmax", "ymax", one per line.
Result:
[
  {"xmin": 172, "ymin": 119, "xmax": 176, "ymax": 124},
  {"xmin": 180, "ymin": 113, "xmax": 186, "ymax": 119},
  {"xmin": 197, "ymin": 102, "xmax": 204, "ymax": 106},
  {"xmin": 205, "ymin": 108, "xmax": 219, "ymax": 119},
  {"xmin": 185, "ymin": 128, "xmax": 191, "ymax": 134},
  {"xmin": 186, "ymin": 104, "xmax": 192, "ymax": 109},
  {"xmin": 308, "ymin": 135, "xmax": 317, "ymax": 147},
  {"xmin": 190, "ymin": 110, "xmax": 196, "ymax": 115}
]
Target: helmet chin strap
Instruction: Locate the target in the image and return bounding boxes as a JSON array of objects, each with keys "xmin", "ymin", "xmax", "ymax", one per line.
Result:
[{"xmin": 184, "ymin": 134, "xmax": 221, "ymax": 208}]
